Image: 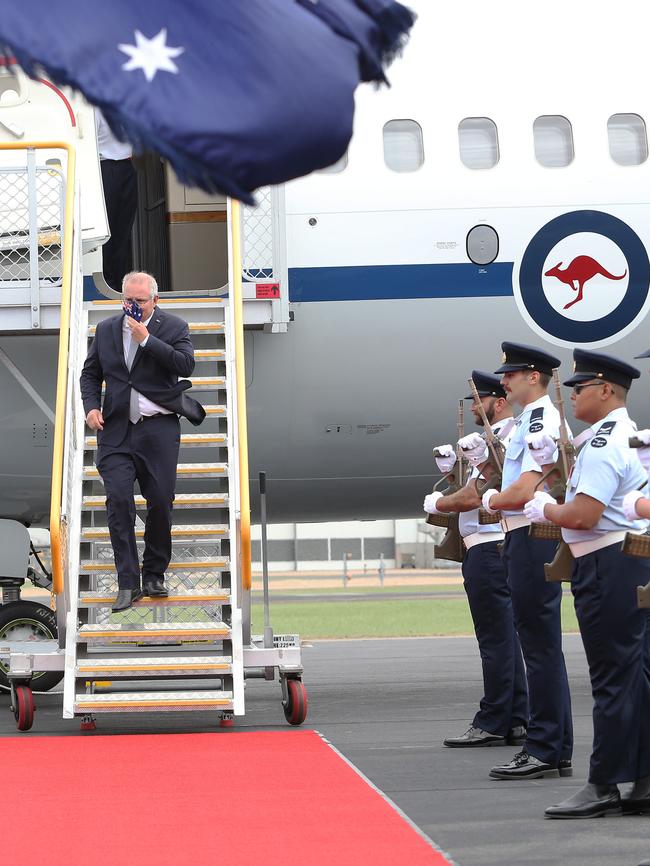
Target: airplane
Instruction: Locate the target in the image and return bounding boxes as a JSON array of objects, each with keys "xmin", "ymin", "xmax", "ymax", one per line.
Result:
[{"xmin": 0, "ymin": 0, "xmax": 649, "ymax": 536}]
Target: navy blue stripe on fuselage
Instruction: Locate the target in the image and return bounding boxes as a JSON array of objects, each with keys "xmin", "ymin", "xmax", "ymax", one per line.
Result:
[{"xmin": 288, "ymin": 262, "xmax": 514, "ymax": 302}]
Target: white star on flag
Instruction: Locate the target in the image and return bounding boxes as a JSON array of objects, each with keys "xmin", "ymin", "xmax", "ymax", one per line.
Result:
[{"xmin": 119, "ymin": 28, "xmax": 184, "ymax": 82}]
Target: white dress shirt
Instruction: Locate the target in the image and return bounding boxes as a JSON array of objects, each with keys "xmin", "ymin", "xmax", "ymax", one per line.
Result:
[
  {"xmin": 96, "ymin": 109, "xmax": 133, "ymax": 161},
  {"xmin": 123, "ymin": 314, "xmax": 172, "ymax": 417}
]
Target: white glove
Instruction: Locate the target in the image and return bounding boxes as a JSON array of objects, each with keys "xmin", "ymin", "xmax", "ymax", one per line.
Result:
[
  {"xmin": 635, "ymin": 429, "xmax": 650, "ymax": 445},
  {"xmin": 632, "ymin": 431, "xmax": 650, "ymax": 471},
  {"xmin": 434, "ymin": 444, "xmax": 456, "ymax": 474},
  {"xmin": 423, "ymin": 491, "xmax": 444, "ymax": 515},
  {"xmin": 459, "ymin": 432, "xmax": 489, "ymax": 467},
  {"xmin": 523, "ymin": 491, "xmax": 557, "ymax": 523},
  {"xmin": 481, "ymin": 489, "xmax": 499, "ymax": 514},
  {"xmin": 623, "ymin": 489, "xmax": 644, "ymax": 521},
  {"xmin": 525, "ymin": 432, "xmax": 557, "ymax": 467}
]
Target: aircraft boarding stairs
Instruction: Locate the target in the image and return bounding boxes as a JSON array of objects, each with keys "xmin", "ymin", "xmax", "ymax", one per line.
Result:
[
  {"xmin": 67, "ymin": 300, "xmax": 245, "ymax": 723},
  {"xmin": 0, "ymin": 141, "xmax": 306, "ymax": 731}
]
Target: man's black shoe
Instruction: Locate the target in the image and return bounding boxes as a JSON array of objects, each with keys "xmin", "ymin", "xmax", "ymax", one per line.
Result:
[
  {"xmin": 142, "ymin": 578, "xmax": 168, "ymax": 598},
  {"xmin": 506, "ymin": 725, "xmax": 527, "ymax": 746},
  {"xmin": 545, "ymin": 783, "xmax": 621, "ymax": 819},
  {"xmin": 111, "ymin": 588, "xmax": 144, "ymax": 612},
  {"xmin": 444, "ymin": 726, "xmax": 506, "ymax": 748},
  {"xmin": 621, "ymin": 775, "xmax": 650, "ymax": 814},
  {"xmin": 489, "ymin": 750, "xmax": 560, "ymax": 780}
]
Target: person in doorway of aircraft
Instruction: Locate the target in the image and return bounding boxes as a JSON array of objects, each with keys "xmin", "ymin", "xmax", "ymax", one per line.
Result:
[
  {"xmin": 480, "ymin": 343, "xmax": 574, "ymax": 782},
  {"xmin": 424, "ymin": 371, "xmax": 528, "ymax": 750},
  {"xmin": 95, "ymin": 108, "xmax": 138, "ymax": 292},
  {"xmin": 524, "ymin": 349, "xmax": 650, "ymax": 819},
  {"xmin": 80, "ymin": 271, "xmax": 205, "ymax": 611}
]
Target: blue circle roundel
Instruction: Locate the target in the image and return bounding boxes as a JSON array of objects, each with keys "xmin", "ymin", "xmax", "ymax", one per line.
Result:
[{"xmin": 517, "ymin": 210, "xmax": 650, "ymax": 344}]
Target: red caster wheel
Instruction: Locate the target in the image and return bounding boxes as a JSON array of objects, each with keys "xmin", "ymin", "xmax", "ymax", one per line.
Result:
[
  {"xmin": 13, "ymin": 684, "xmax": 35, "ymax": 731},
  {"xmin": 283, "ymin": 678, "xmax": 308, "ymax": 726}
]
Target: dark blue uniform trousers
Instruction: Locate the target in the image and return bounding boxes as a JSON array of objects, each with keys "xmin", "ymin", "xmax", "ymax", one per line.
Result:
[
  {"xmin": 96, "ymin": 414, "xmax": 181, "ymax": 590},
  {"xmin": 571, "ymin": 543, "xmax": 650, "ymax": 785},
  {"xmin": 462, "ymin": 540, "xmax": 528, "ymax": 736},
  {"xmin": 502, "ymin": 527, "xmax": 573, "ymax": 765}
]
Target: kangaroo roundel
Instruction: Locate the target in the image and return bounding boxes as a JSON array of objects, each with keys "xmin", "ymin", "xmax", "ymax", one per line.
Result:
[{"xmin": 513, "ymin": 211, "xmax": 650, "ymax": 348}]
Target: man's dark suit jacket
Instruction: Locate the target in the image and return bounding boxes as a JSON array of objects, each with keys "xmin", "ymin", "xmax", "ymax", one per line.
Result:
[{"xmin": 80, "ymin": 308, "xmax": 206, "ymax": 448}]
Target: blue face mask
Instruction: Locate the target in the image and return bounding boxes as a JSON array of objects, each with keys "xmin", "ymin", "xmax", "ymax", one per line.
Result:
[{"xmin": 123, "ymin": 299, "xmax": 143, "ymax": 322}]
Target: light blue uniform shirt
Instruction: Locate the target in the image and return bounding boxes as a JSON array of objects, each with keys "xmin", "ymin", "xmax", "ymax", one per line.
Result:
[
  {"xmin": 459, "ymin": 418, "xmax": 514, "ymax": 537},
  {"xmin": 500, "ymin": 394, "xmax": 568, "ymax": 519},
  {"xmin": 562, "ymin": 407, "xmax": 649, "ymax": 544}
]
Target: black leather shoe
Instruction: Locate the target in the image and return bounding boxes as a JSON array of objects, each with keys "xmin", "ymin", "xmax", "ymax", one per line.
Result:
[
  {"xmin": 545, "ymin": 783, "xmax": 621, "ymax": 819},
  {"xmin": 111, "ymin": 588, "xmax": 144, "ymax": 612},
  {"xmin": 622, "ymin": 775, "xmax": 650, "ymax": 814},
  {"xmin": 489, "ymin": 750, "xmax": 560, "ymax": 780},
  {"xmin": 506, "ymin": 725, "xmax": 527, "ymax": 746},
  {"xmin": 142, "ymin": 578, "xmax": 168, "ymax": 598},
  {"xmin": 444, "ymin": 726, "xmax": 506, "ymax": 747},
  {"xmin": 559, "ymin": 759, "xmax": 573, "ymax": 778}
]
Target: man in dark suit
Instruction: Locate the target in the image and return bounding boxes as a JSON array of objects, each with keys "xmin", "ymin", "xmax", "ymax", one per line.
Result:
[{"xmin": 80, "ymin": 271, "xmax": 205, "ymax": 611}]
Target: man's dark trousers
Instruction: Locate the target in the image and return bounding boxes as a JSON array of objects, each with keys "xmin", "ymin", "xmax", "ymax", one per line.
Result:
[
  {"xmin": 502, "ymin": 527, "xmax": 573, "ymax": 765},
  {"xmin": 572, "ymin": 544, "xmax": 650, "ymax": 784},
  {"xmin": 97, "ymin": 414, "xmax": 180, "ymax": 590},
  {"xmin": 462, "ymin": 540, "xmax": 528, "ymax": 736},
  {"xmin": 101, "ymin": 158, "xmax": 137, "ymax": 292}
]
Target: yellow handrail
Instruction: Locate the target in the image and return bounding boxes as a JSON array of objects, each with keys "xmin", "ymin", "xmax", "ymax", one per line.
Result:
[
  {"xmin": 0, "ymin": 141, "xmax": 77, "ymax": 597},
  {"xmin": 229, "ymin": 199, "xmax": 252, "ymax": 591}
]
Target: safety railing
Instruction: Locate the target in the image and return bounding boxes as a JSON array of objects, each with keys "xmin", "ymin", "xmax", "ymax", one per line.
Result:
[{"xmin": 228, "ymin": 198, "xmax": 252, "ymax": 592}]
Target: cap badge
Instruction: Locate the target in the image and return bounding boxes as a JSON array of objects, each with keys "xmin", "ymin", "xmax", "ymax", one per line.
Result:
[{"xmin": 501, "ymin": 351, "xmax": 507, "ymax": 364}]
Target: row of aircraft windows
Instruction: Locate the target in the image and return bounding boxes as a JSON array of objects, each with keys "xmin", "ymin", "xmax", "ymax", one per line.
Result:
[{"xmin": 321, "ymin": 114, "xmax": 649, "ymax": 173}]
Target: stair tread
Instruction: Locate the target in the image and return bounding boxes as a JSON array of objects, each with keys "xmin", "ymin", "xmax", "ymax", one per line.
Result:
[
  {"xmin": 74, "ymin": 690, "xmax": 233, "ymax": 708},
  {"xmin": 79, "ymin": 590, "xmax": 230, "ymax": 606},
  {"xmin": 76, "ymin": 655, "xmax": 232, "ymax": 670},
  {"xmin": 80, "ymin": 557, "xmax": 229, "ymax": 572},
  {"xmin": 84, "ymin": 463, "xmax": 228, "ymax": 479},
  {"xmin": 89, "ymin": 322, "xmax": 224, "ymax": 335},
  {"xmin": 81, "ymin": 524, "xmax": 229, "ymax": 539},
  {"xmin": 82, "ymin": 492, "xmax": 229, "ymax": 509},
  {"xmin": 194, "ymin": 350, "xmax": 226, "ymax": 359},
  {"xmin": 84, "ymin": 432, "xmax": 227, "ymax": 449}
]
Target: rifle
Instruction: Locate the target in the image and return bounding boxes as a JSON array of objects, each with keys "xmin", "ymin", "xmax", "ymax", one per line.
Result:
[
  {"xmin": 530, "ymin": 369, "xmax": 576, "ymax": 545},
  {"xmin": 467, "ymin": 377, "xmax": 507, "ymax": 526},
  {"xmin": 427, "ymin": 399, "xmax": 466, "ymax": 563}
]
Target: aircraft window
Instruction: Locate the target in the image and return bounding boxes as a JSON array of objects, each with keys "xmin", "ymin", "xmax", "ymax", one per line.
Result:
[
  {"xmin": 608, "ymin": 114, "xmax": 648, "ymax": 166},
  {"xmin": 458, "ymin": 118, "xmax": 499, "ymax": 170},
  {"xmin": 533, "ymin": 116, "xmax": 574, "ymax": 167},
  {"xmin": 466, "ymin": 224, "xmax": 499, "ymax": 265},
  {"xmin": 382, "ymin": 119, "xmax": 424, "ymax": 172},
  {"xmin": 319, "ymin": 152, "xmax": 348, "ymax": 173}
]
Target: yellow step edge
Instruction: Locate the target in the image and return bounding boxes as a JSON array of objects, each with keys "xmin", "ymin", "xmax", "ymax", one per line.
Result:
[
  {"xmin": 77, "ymin": 663, "xmax": 230, "ymax": 673},
  {"xmin": 81, "ymin": 560, "xmax": 228, "ymax": 572},
  {"xmin": 81, "ymin": 528, "xmax": 228, "ymax": 539},
  {"xmin": 84, "ymin": 466, "xmax": 226, "ymax": 477},
  {"xmin": 91, "ymin": 298, "xmax": 224, "ymax": 306},
  {"xmin": 81, "ymin": 628, "xmax": 230, "ymax": 638},
  {"xmin": 75, "ymin": 699, "xmax": 232, "ymax": 709}
]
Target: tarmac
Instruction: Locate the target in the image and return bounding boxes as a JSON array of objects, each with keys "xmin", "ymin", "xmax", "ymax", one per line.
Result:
[{"xmin": 1, "ymin": 632, "xmax": 648, "ymax": 866}]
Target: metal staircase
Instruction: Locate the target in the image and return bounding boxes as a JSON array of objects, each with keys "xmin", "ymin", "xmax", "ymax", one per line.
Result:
[{"xmin": 62, "ymin": 298, "xmax": 245, "ymax": 721}]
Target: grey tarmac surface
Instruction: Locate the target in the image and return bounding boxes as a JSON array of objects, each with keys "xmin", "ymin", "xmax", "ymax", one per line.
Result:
[{"xmin": 1, "ymin": 634, "xmax": 648, "ymax": 866}]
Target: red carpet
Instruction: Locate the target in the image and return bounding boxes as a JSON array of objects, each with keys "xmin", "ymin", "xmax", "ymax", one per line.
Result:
[{"xmin": 4, "ymin": 730, "xmax": 451, "ymax": 865}]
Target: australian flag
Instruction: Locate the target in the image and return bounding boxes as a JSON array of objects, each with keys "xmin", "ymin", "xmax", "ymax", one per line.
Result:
[{"xmin": 0, "ymin": 0, "xmax": 415, "ymax": 203}]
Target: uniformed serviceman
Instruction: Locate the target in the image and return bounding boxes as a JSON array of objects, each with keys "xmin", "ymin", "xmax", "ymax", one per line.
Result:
[
  {"xmin": 523, "ymin": 349, "xmax": 650, "ymax": 818},
  {"xmin": 478, "ymin": 342, "xmax": 573, "ymax": 780},
  {"xmin": 424, "ymin": 371, "xmax": 528, "ymax": 748}
]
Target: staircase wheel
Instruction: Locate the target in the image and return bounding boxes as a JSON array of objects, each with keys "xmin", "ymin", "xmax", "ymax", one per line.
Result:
[
  {"xmin": 13, "ymin": 685, "xmax": 35, "ymax": 731},
  {"xmin": 283, "ymin": 678, "xmax": 308, "ymax": 726}
]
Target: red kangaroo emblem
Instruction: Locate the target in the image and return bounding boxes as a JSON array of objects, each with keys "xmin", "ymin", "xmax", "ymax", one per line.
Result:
[{"xmin": 544, "ymin": 255, "xmax": 627, "ymax": 310}]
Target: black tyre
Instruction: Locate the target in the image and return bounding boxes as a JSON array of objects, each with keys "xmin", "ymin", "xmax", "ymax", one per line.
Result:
[
  {"xmin": 283, "ymin": 678, "xmax": 308, "ymax": 726},
  {"xmin": 0, "ymin": 600, "xmax": 63, "ymax": 693}
]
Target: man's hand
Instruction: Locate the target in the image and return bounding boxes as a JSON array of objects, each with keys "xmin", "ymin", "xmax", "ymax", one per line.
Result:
[
  {"xmin": 86, "ymin": 409, "xmax": 104, "ymax": 431},
  {"xmin": 623, "ymin": 490, "xmax": 644, "ymax": 521},
  {"xmin": 481, "ymin": 488, "xmax": 499, "ymax": 514},
  {"xmin": 525, "ymin": 432, "xmax": 557, "ymax": 467},
  {"xmin": 523, "ymin": 491, "xmax": 556, "ymax": 523},
  {"xmin": 423, "ymin": 491, "xmax": 443, "ymax": 515},
  {"xmin": 459, "ymin": 432, "xmax": 488, "ymax": 467},
  {"xmin": 434, "ymin": 444, "xmax": 456, "ymax": 474},
  {"xmin": 125, "ymin": 316, "xmax": 149, "ymax": 344}
]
